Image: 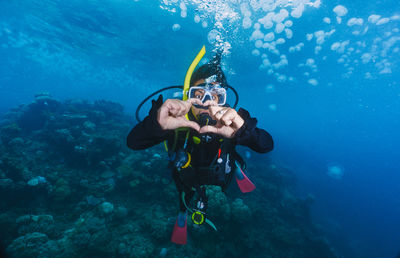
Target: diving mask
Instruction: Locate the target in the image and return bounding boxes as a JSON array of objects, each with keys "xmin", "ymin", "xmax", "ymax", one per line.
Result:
[{"xmin": 187, "ymin": 83, "xmax": 227, "ymax": 106}]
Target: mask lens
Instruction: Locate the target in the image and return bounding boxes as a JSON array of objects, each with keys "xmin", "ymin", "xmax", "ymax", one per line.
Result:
[
  {"xmin": 188, "ymin": 87, "xmax": 205, "ymax": 101},
  {"xmin": 188, "ymin": 84, "xmax": 226, "ymax": 106},
  {"xmin": 209, "ymin": 87, "xmax": 226, "ymax": 105},
  {"xmin": 194, "ymin": 89, "xmax": 205, "ymax": 100}
]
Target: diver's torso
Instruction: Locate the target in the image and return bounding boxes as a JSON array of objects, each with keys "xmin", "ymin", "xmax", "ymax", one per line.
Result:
[
  {"xmin": 178, "ymin": 131, "xmax": 233, "ymax": 188},
  {"xmin": 189, "ymin": 134, "xmax": 222, "ymax": 167}
]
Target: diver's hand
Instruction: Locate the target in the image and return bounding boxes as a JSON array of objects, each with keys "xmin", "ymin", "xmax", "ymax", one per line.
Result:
[
  {"xmin": 157, "ymin": 98, "xmax": 202, "ymax": 131},
  {"xmin": 199, "ymin": 106, "xmax": 244, "ymax": 138}
]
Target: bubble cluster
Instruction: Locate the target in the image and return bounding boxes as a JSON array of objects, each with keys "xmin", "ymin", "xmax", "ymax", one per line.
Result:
[
  {"xmin": 172, "ymin": 23, "xmax": 181, "ymax": 31},
  {"xmin": 289, "ymin": 42, "xmax": 304, "ymax": 53},
  {"xmin": 159, "ymin": 0, "xmax": 321, "ymax": 75},
  {"xmin": 158, "ymin": 0, "xmax": 399, "ymax": 86},
  {"xmin": 347, "ymin": 18, "xmax": 364, "ymax": 27},
  {"xmin": 269, "ymin": 104, "xmax": 277, "ymax": 111},
  {"xmin": 333, "ymin": 5, "xmax": 348, "ymax": 17},
  {"xmin": 265, "ymin": 84, "xmax": 276, "ymax": 93},
  {"xmin": 308, "ymin": 78, "xmax": 318, "ymax": 86},
  {"xmin": 327, "ymin": 164, "xmax": 344, "ymax": 179}
]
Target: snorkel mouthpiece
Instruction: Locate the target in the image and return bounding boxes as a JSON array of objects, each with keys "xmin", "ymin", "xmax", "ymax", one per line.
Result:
[{"xmin": 197, "ymin": 113, "xmax": 217, "ymax": 127}]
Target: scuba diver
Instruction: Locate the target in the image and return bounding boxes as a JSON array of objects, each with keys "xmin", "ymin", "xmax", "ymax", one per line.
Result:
[{"xmin": 127, "ymin": 46, "xmax": 273, "ymax": 245}]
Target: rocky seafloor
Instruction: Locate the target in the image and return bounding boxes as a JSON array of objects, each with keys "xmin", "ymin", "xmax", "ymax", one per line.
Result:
[{"xmin": 0, "ymin": 93, "xmax": 337, "ymax": 257}]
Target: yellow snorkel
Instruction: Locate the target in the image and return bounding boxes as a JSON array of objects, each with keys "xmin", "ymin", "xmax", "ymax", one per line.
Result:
[
  {"xmin": 161, "ymin": 46, "xmax": 206, "ymax": 152},
  {"xmin": 183, "ymin": 46, "xmax": 206, "ymax": 119},
  {"xmin": 183, "ymin": 45, "xmax": 206, "ymax": 101}
]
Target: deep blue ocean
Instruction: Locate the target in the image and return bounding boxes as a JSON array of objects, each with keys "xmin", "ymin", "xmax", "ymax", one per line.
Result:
[{"xmin": 1, "ymin": 0, "xmax": 399, "ymax": 257}]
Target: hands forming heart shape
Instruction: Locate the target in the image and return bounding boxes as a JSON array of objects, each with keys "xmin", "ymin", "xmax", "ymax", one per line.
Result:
[{"xmin": 157, "ymin": 98, "xmax": 244, "ymax": 138}]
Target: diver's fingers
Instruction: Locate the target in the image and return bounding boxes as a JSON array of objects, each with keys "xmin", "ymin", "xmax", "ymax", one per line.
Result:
[
  {"xmin": 174, "ymin": 98, "xmax": 202, "ymax": 117},
  {"xmin": 212, "ymin": 107, "xmax": 232, "ymax": 122},
  {"xmin": 199, "ymin": 125, "xmax": 220, "ymax": 134},
  {"xmin": 164, "ymin": 99, "xmax": 180, "ymax": 113},
  {"xmin": 199, "ymin": 125, "xmax": 235, "ymax": 138},
  {"xmin": 208, "ymin": 106, "xmax": 225, "ymax": 120},
  {"xmin": 175, "ymin": 101, "xmax": 188, "ymax": 117},
  {"xmin": 220, "ymin": 109, "xmax": 237, "ymax": 126},
  {"xmin": 159, "ymin": 99, "xmax": 194, "ymax": 130},
  {"xmin": 166, "ymin": 99, "xmax": 187, "ymax": 117},
  {"xmin": 173, "ymin": 99, "xmax": 195, "ymax": 117},
  {"xmin": 202, "ymin": 100, "xmax": 218, "ymax": 107},
  {"xmin": 177, "ymin": 117, "xmax": 200, "ymax": 132},
  {"xmin": 175, "ymin": 108, "xmax": 187, "ymax": 117},
  {"xmin": 187, "ymin": 98, "xmax": 203, "ymax": 106},
  {"xmin": 160, "ymin": 99, "xmax": 176, "ymax": 118}
]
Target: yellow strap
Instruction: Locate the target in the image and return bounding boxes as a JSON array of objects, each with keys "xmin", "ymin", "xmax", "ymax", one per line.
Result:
[
  {"xmin": 181, "ymin": 152, "xmax": 191, "ymax": 169},
  {"xmin": 163, "ymin": 140, "xmax": 168, "ymax": 152}
]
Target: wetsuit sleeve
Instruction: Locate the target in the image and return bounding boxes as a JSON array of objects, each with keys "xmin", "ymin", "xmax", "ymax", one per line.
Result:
[
  {"xmin": 233, "ymin": 108, "xmax": 274, "ymax": 153},
  {"xmin": 127, "ymin": 95, "xmax": 172, "ymax": 150}
]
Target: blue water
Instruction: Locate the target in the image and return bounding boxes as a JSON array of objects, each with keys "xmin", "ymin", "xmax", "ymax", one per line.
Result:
[{"xmin": 1, "ymin": 0, "xmax": 399, "ymax": 257}]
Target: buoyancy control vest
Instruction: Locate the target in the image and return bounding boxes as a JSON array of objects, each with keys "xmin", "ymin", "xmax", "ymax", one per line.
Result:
[{"xmin": 165, "ymin": 128, "xmax": 245, "ymax": 192}]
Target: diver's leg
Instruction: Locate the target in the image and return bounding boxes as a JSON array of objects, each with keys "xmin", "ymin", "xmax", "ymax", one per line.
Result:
[
  {"xmin": 171, "ymin": 169, "xmax": 195, "ymax": 245},
  {"xmin": 172, "ymin": 169, "xmax": 196, "ymax": 212},
  {"xmin": 180, "ymin": 189, "xmax": 195, "ymax": 211}
]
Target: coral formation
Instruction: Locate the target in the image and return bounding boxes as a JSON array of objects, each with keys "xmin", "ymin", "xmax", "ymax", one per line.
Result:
[{"xmin": 0, "ymin": 94, "xmax": 337, "ymax": 257}]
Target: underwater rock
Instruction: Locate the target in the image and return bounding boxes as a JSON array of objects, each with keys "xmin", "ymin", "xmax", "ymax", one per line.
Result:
[
  {"xmin": 152, "ymin": 153, "xmax": 161, "ymax": 159},
  {"xmin": 117, "ymin": 242, "xmax": 127, "ymax": 254},
  {"xmin": 83, "ymin": 121, "xmax": 96, "ymax": 131},
  {"xmin": 114, "ymin": 206, "xmax": 128, "ymax": 219},
  {"xmin": 16, "ymin": 94, "xmax": 60, "ymax": 132},
  {"xmin": 62, "ymin": 113, "xmax": 88, "ymax": 125},
  {"xmin": 64, "ymin": 214, "xmax": 112, "ymax": 255},
  {"xmin": 140, "ymin": 205, "xmax": 169, "ymax": 242},
  {"xmin": 99, "ymin": 202, "xmax": 114, "ymax": 214},
  {"xmin": 0, "ymin": 123, "xmax": 21, "ymax": 141},
  {"xmin": 52, "ymin": 178, "xmax": 71, "ymax": 200},
  {"xmin": 93, "ymin": 100, "xmax": 124, "ymax": 119},
  {"xmin": 8, "ymin": 137, "xmax": 24, "ymax": 146},
  {"xmin": 34, "ymin": 92, "xmax": 57, "ymax": 105},
  {"xmin": 6, "ymin": 232, "xmax": 58, "ymax": 257},
  {"xmin": 27, "ymin": 176, "xmax": 47, "ymax": 186},
  {"xmin": 0, "ymin": 178, "xmax": 14, "ymax": 189},
  {"xmin": 54, "ymin": 128, "xmax": 74, "ymax": 145},
  {"xmin": 86, "ymin": 195, "xmax": 103, "ymax": 206},
  {"xmin": 87, "ymin": 110, "xmax": 106, "ymax": 123},
  {"xmin": 207, "ymin": 186, "xmax": 231, "ymax": 219},
  {"xmin": 21, "ymin": 168, "xmax": 33, "ymax": 181},
  {"xmin": 79, "ymin": 179, "xmax": 90, "ymax": 189},
  {"xmin": 101, "ymin": 170, "xmax": 115, "ymax": 179},
  {"xmin": 16, "ymin": 214, "xmax": 55, "ymax": 237},
  {"xmin": 129, "ymin": 179, "xmax": 140, "ymax": 188},
  {"xmin": 114, "ymin": 228, "xmax": 155, "ymax": 256},
  {"xmin": 231, "ymin": 198, "xmax": 252, "ymax": 222},
  {"xmin": 159, "ymin": 247, "xmax": 168, "ymax": 257},
  {"xmin": 101, "ymin": 178, "xmax": 116, "ymax": 192}
]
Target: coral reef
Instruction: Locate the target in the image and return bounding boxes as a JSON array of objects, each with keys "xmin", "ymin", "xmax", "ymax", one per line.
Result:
[{"xmin": 0, "ymin": 94, "xmax": 337, "ymax": 257}]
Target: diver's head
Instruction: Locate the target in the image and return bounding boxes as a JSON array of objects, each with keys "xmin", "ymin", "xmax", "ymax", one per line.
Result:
[
  {"xmin": 189, "ymin": 75, "xmax": 228, "ymax": 126},
  {"xmin": 188, "ymin": 52, "xmax": 228, "ymax": 126}
]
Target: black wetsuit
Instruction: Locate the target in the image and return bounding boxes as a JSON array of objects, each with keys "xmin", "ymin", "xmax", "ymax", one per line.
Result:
[{"xmin": 127, "ymin": 95, "xmax": 274, "ymax": 211}]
